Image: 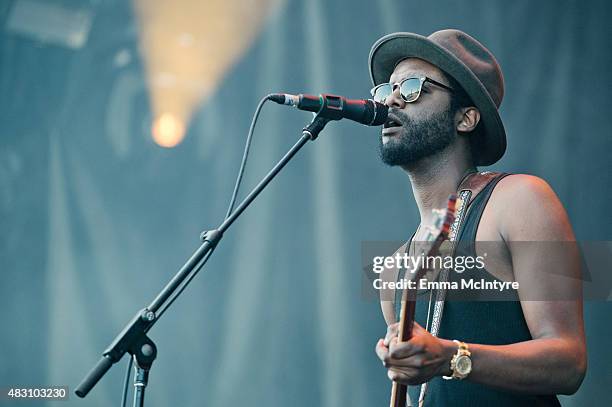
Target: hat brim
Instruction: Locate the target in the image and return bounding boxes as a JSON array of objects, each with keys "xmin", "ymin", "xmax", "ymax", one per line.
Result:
[{"xmin": 369, "ymin": 32, "xmax": 506, "ymax": 166}]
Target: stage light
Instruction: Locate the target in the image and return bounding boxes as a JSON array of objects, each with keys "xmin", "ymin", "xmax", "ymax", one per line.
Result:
[
  {"xmin": 133, "ymin": 0, "xmax": 284, "ymax": 144},
  {"xmin": 152, "ymin": 113, "xmax": 185, "ymax": 148}
]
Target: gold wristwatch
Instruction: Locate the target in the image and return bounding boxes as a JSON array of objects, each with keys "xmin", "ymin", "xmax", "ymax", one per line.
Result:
[{"xmin": 442, "ymin": 340, "xmax": 472, "ymax": 380}]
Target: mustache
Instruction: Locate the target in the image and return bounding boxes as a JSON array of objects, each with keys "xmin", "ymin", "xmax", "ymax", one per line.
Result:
[{"xmin": 389, "ymin": 108, "xmax": 412, "ymax": 125}]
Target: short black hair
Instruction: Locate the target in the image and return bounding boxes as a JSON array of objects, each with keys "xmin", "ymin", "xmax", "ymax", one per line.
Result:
[
  {"xmin": 443, "ymin": 72, "xmax": 473, "ymax": 113},
  {"xmin": 442, "ymin": 71, "xmax": 483, "ymax": 164}
]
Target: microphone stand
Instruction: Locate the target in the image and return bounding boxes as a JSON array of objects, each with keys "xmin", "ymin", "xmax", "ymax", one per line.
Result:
[{"xmin": 74, "ymin": 114, "xmax": 331, "ymax": 406}]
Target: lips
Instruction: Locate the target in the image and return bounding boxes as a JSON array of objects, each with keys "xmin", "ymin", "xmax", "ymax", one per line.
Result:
[
  {"xmin": 383, "ymin": 113, "xmax": 402, "ymax": 129},
  {"xmin": 382, "ymin": 113, "xmax": 403, "ymax": 137}
]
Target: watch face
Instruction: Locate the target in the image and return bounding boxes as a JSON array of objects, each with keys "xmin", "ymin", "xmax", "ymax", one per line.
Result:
[{"xmin": 455, "ymin": 355, "xmax": 472, "ymax": 375}]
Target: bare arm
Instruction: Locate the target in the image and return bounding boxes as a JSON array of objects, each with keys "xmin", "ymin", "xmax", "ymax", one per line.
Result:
[
  {"xmin": 376, "ymin": 175, "xmax": 587, "ymax": 395},
  {"xmin": 465, "ymin": 175, "xmax": 586, "ymax": 394}
]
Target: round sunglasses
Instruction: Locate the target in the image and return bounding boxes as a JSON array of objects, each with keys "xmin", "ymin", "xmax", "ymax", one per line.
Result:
[{"xmin": 370, "ymin": 76, "xmax": 454, "ymax": 104}]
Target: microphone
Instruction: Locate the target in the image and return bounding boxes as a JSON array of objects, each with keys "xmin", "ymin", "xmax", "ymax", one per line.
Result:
[{"xmin": 269, "ymin": 93, "xmax": 388, "ymax": 126}]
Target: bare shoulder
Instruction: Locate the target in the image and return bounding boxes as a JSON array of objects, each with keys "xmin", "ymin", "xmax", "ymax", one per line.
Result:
[
  {"xmin": 491, "ymin": 174, "xmax": 561, "ymax": 212},
  {"xmin": 488, "ymin": 174, "xmax": 575, "ymax": 241}
]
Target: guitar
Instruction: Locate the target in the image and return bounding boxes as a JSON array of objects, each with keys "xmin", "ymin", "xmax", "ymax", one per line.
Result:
[{"xmin": 389, "ymin": 195, "xmax": 457, "ymax": 407}]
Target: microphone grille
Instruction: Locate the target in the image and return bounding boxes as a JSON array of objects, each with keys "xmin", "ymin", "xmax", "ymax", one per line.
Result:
[{"xmin": 369, "ymin": 100, "xmax": 388, "ymax": 126}]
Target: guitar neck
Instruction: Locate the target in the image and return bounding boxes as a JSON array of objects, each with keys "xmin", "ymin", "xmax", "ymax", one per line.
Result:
[
  {"xmin": 387, "ymin": 195, "xmax": 456, "ymax": 407},
  {"xmin": 390, "ymin": 233, "xmax": 448, "ymax": 407},
  {"xmin": 398, "ymin": 233, "xmax": 446, "ymax": 338}
]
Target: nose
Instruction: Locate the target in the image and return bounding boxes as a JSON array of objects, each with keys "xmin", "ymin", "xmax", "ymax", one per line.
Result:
[{"xmin": 384, "ymin": 83, "xmax": 405, "ymax": 109}]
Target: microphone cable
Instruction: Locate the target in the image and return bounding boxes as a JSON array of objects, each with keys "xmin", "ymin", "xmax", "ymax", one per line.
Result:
[{"xmin": 119, "ymin": 94, "xmax": 273, "ymax": 406}]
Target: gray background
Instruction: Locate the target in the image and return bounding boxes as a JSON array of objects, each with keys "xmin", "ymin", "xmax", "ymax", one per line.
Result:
[{"xmin": 1, "ymin": 0, "xmax": 610, "ymax": 405}]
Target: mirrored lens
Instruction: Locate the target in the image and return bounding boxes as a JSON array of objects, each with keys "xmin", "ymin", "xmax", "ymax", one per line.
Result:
[
  {"xmin": 372, "ymin": 84, "xmax": 392, "ymax": 103},
  {"xmin": 400, "ymin": 78, "xmax": 422, "ymax": 102}
]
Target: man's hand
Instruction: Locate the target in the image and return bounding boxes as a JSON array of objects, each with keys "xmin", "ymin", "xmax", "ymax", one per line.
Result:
[{"xmin": 375, "ymin": 322, "xmax": 455, "ymax": 385}]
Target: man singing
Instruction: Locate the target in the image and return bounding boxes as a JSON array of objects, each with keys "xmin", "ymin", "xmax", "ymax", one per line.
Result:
[{"xmin": 370, "ymin": 29, "xmax": 586, "ymax": 406}]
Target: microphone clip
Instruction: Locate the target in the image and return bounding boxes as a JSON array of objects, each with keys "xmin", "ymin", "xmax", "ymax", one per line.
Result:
[{"xmin": 302, "ymin": 114, "xmax": 331, "ymax": 140}]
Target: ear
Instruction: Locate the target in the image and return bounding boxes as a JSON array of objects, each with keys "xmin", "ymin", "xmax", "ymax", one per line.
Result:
[{"xmin": 456, "ymin": 107, "xmax": 480, "ymax": 133}]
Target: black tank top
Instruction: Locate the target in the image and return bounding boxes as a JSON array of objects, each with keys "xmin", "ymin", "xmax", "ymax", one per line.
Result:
[{"xmin": 405, "ymin": 173, "xmax": 561, "ymax": 407}]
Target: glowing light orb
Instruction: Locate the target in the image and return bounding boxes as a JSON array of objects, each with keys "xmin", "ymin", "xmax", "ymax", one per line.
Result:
[{"xmin": 152, "ymin": 113, "xmax": 185, "ymax": 148}]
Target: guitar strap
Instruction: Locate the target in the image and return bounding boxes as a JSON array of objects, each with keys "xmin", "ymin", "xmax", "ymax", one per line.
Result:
[{"xmin": 417, "ymin": 171, "xmax": 504, "ymax": 407}]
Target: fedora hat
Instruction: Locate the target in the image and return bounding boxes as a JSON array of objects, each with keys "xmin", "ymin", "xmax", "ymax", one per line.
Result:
[{"xmin": 369, "ymin": 29, "xmax": 506, "ymax": 166}]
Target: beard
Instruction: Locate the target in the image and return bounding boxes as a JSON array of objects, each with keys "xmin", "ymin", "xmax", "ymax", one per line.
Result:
[{"xmin": 378, "ymin": 107, "xmax": 456, "ymax": 166}]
